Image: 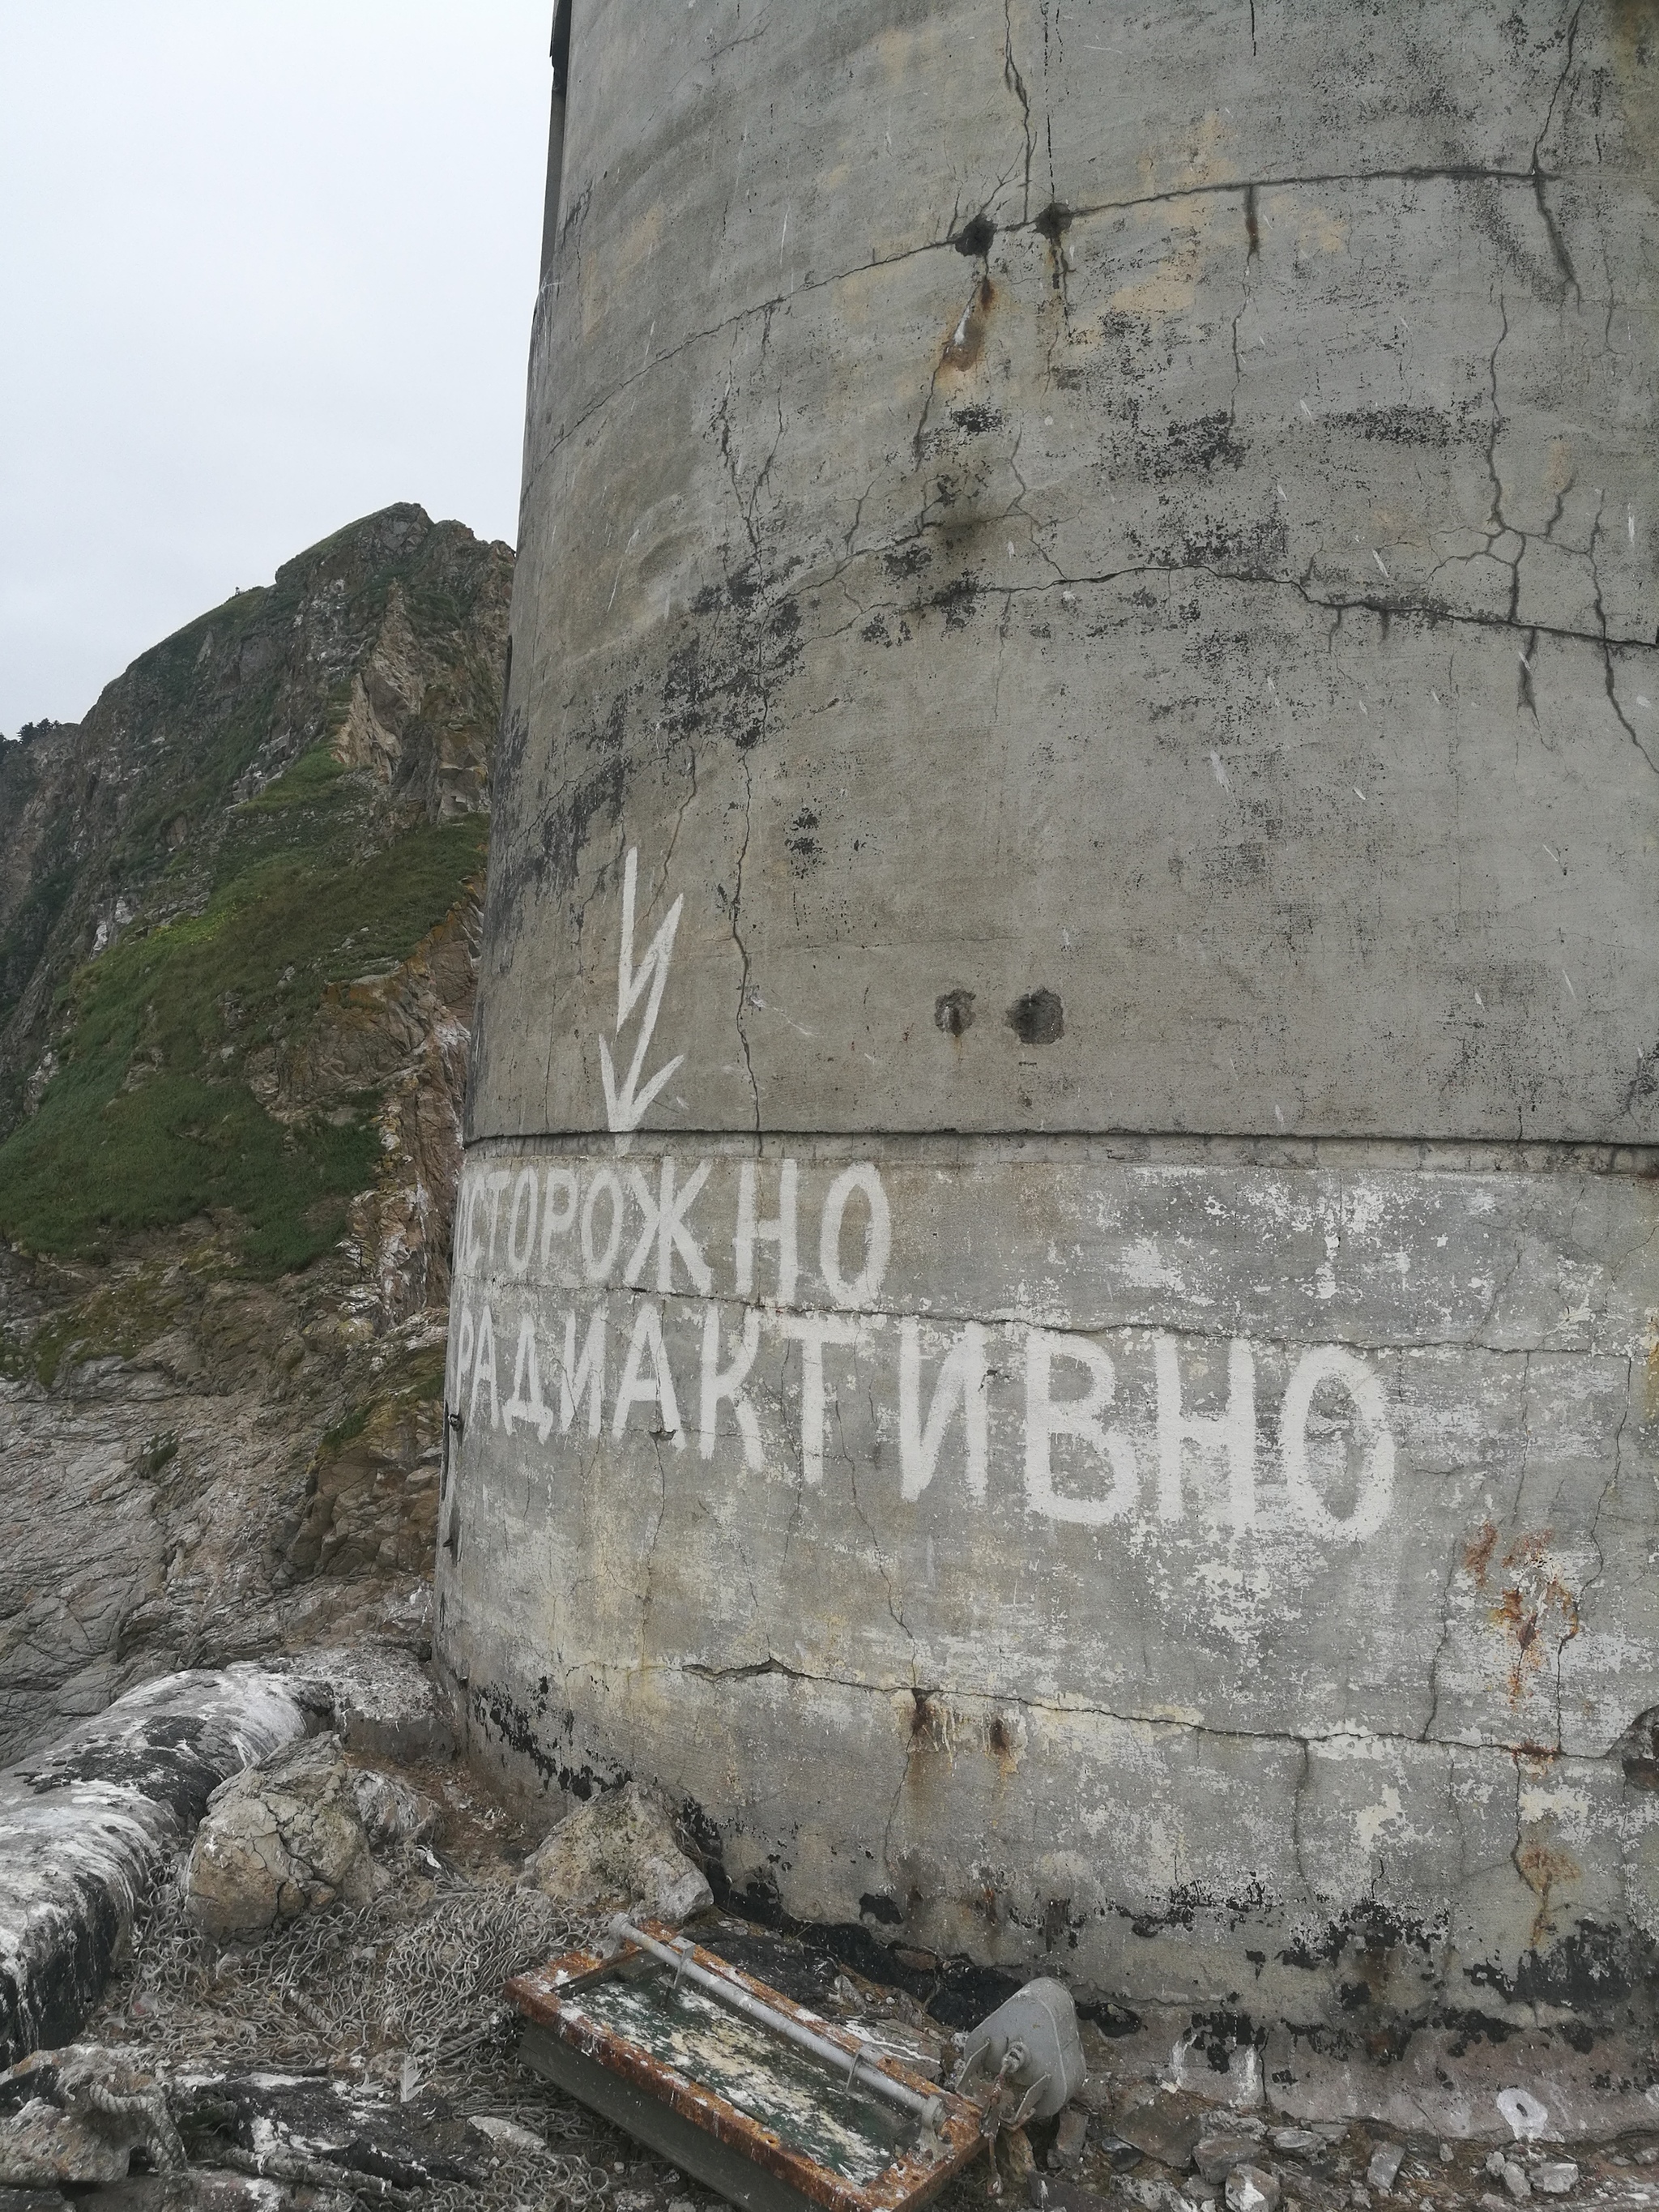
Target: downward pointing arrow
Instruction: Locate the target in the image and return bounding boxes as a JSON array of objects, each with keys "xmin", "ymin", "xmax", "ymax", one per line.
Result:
[{"xmin": 601, "ymin": 848, "xmax": 684, "ymax": 1134}]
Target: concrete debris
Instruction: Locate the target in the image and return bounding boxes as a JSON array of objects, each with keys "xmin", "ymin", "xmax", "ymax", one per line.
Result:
[
  {"xmin": 1223, "ymin": 2166, "xmax": 1281, "ymax": 2212},
  {"xmin": 1366, "ymin": 2142, "xmax": 1405, "ymax": 2193},
  {"xmin": 1501, "ymin": 2163, "xmax": 1532, "ymax": 2201},
  {"xmin": 1196, "ymin": 2133, "xmax": 1265, "ymax": 2186},
  {"xmin": 1124, "ymin": 2179, "xmax": 1198, "ymax": 2212},
  {"xmin": 1534, "ymin": 2163, "xmax": 1580, "ymax": 2196},
  {"xmin": 1028, "ymin": 2178, "xmax": 1111, "ymax": 2212},
  {"xmin": 520, "ymin": 1781, "xmax": 711, "ymax": 1925},
  {"xmin": 348, "ymin": 1768, "xmax": 436, "ymax": 1852},
  {"xmin": 1114, "ymin": 2089, "xmax": 1214, "ymax": 2167},
  {"xmin": 186, "ymin": 1735, "xmax": 430, "ymax": 1945},
  {"xmin": 1050, "ymin": 2107, "xmax": 1088, "ymax": 2168},
  {"xmin": 278, "ymin": 1648, "xmax": 454, "ymax": 1766},
  {"xmin": 467, "ymin": 2116, "xmax": 548, "ymax": 2155},
  {"xmin": 0, "ymin": 2046, "xmax": 185, "ymax": 2197},
  {"xmin": 1270, "ymin": 2130, "xmax": 1320, "ymax": 2156}
]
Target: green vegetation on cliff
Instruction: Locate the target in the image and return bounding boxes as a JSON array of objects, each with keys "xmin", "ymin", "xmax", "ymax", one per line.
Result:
[{"xmin": 0, "ymin": 505, "xmax": 507, "ymax": 1275}]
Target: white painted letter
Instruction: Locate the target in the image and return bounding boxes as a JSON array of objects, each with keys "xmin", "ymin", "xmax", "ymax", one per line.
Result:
[
  {"xmin": 483, "ymin": 1170, "xmax": 511, "ymax": 1268},
  {"xmin": 819, "ymin": 1164, "xmax": 891, "ymax": 1309},
  {"xmin": 1024, "ymin": 1329, "xmax": 1137, "ymax": 1524},
  {"xmin": 625, "ymin": 1157, "xmax": 714, "ymax": 1293},
  {"xmin": 778, "ymin": 1315, "xmax": 859, "ymax": 1486},
  {"xmin": 734, "ymin": 1159, "xmax": 799, "ymax": 1303},
  {"xmin": 1155, "ymin": 1335, "xmax": 1257, "ymax": 1531},
  {"xmin": 503, "ymin": 1313, "xmax": 553, "ymax": 1441},
  {"xmin": 700, "ymin": 1307, "xmax": 763, "ymax": 1468},
  {"xmin": 541, "ymin": 1167, "xmax": 578, "ymax": 1265},
  {"xmin": 462, "ymin": 1178, "xmax": 485, "ymax": 1272},
  {"xmin": 613, "ymin": 1301, "xmax": 685, "ymax": 1448},
  {"xmin": 469, "ymin": 1304, "xmax": 499, "ymax": 1428},
  {"xmin": 899, "ymin": 1320, "xmax": 988, "ymax": 1501},
  {"xmin": 451, "ymin": 1305, "xmax": 475, "ymax": 1403},
  {"xmin": 1281, "ymin": 1345, "xmax": 1394, "ymax": 1541},
  {"xmin": 558, "ymin": 1307, "xmax": 607, "ymax": 1438},
  {"xmin": 581, "ymin": 1168, "xmax": 625, "ymax": 1280},
  {"xmin": 505, "ymin": 1169, "xmax": 539, "ymax": 1278}
]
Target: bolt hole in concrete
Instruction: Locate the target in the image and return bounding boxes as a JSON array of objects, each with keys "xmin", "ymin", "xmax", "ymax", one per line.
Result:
[
  {"xmin": 954, "ymin": 211, "xmax": 996, "ymax": 256},
  {"xmin": 1005, "ymin": 989, "xmax": 1064, "ymax": 1045},
  {"xmin": 936, "ymin": 989, "xmax": 976, "ymax": 1037}
]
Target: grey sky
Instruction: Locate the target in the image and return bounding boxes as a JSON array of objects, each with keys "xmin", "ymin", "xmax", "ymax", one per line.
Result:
[{"xmin": 1, "ymin": 1, "xmax": 551, "ymax": 734}]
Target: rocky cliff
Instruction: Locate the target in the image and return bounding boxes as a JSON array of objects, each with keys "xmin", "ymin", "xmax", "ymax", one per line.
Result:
[{"xmin": 0, "ymin": 504, "xmax": 510, "ymax": 1762}]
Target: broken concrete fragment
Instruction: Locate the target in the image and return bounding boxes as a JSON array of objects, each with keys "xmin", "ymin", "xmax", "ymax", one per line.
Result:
[
  {"xmin": 0, "ymin": 2047, "xmax": 186, "ymax": 2197},
  {"xmin": 1270, "ymin": 2132, "xmax": 1320, "ymax": 2158},
  {"xmin": 186, "ymin": 1735, "xmax": 388, "ymax": 1945},
  {"xmin": 1502, "ymin": 2161, "xmax": 1532, "ymax": 2201},
  {"xmin": 1365, "ymin": 2144, "xmax": 1405, "ymax": 2193},
  {"xmin": 520, "ymin": 1781, "xmax": 710, "ymax": 1924},
  {"xmin": 468, "ymin": 2116, "xmax": 548, "ymax": 2156},
  {"xmin": 1113, "ymin": 2090, "xmax": 1213, "ymax": 2168},
  {"xmin": 1196, "ymin": 2135, "xmax": 1265, "ymax": 2186},
  {"xmin": 1050, "ymin": 2107, "xmax": 1087, "ymax": 2168},
  {"xmin": 0, "ymin": 2098, "xmax": 131, "ymax": 2187},
  {"xmin": 279, "ymin": 1647, "xmax": 452, "ymax": 1764},
  {"xmin": 1533, "ymin": 2163, "xmax": 1579, "ymax": 2197},
  {"xmin": 1224, "ymin": 2167, "xmax": 1281, "ymax": 2212},
  {"xmin": 348, "ymin": 1768, "xmax": 436, "ymax": 1852}
]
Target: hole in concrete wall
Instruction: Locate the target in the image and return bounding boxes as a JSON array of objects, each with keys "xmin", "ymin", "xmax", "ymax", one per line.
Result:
[
  {"xmin": 1034, "ymin": 200, "xmax": 1073, "ymax": 243},
  {"xmin": 1005, "ymin": 988, "xmax": 1064, "ymax": 1044},
  {"xmin": 935, "ymin": 988, "xmax": 975, "ymax": 1036},
  {"xmin": 955, "ymin": 211, "xmax": 996, "ymax": 256}
]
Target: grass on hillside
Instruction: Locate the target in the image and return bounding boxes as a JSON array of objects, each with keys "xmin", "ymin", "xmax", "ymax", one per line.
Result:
[{"xmin": 0, "ymin": 750, "xmax": 486, "ymax": 1275}]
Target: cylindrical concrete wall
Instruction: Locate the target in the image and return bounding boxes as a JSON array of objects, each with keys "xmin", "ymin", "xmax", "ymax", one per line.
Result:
[{"xmin": 441, "ymin": 0, "xmax": 1659, "ymax": 2040}]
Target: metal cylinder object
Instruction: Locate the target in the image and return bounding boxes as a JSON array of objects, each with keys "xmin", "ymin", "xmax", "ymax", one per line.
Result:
[{"xmin": 441, "ymin": 2, "xmax": 1659, "ymax": 2050}]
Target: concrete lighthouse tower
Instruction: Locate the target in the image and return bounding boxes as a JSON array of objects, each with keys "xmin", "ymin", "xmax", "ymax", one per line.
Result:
[{"xmin": 442, "ymin": 1, "xmax": 1659, "ymax": 2054}]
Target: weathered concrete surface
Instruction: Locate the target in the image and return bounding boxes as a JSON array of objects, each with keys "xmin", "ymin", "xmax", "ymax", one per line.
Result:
[{"xmin": 446, "ymin": 0, "xmax": 1659, "ymax": 2043}]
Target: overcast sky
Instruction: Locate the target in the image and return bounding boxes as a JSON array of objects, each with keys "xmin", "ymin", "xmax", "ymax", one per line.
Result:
[{"xmin": 0, "ymin": 1, "xmax": 551, "ymax": 735}]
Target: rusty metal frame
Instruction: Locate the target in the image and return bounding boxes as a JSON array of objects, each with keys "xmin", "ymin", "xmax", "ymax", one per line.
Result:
[{"xmin": 507, "ymin": 1921, "xmax": 986, "ymax": 2212}]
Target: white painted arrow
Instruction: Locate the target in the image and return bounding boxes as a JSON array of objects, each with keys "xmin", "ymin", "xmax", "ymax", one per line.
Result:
[{"xmin": 599, "ymin": 846, "xmax": 684, "ymax": 1134}]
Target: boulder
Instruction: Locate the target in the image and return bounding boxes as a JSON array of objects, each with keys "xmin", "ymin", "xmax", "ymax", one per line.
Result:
[
  {"xmin": 186, "ymin": 1735, "xmax": 433, "ymax": 1945},
  {"xmin": 521, "ymin": 1781, "xmax": 711, "ymax": 1924}
]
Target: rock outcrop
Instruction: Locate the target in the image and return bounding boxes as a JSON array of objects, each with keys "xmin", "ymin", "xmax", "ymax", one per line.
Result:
[{"xmin": 0, "ymin": 506, "xmax": 510, "ymax": 1764}]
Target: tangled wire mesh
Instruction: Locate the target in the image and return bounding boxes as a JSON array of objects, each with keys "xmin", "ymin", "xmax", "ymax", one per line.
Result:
[{"xmin": 85, "ymin": 1862, "xmax": 621, "ymax": 2212}]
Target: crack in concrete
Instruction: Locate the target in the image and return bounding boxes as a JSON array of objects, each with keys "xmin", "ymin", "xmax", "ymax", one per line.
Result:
[
  {"xmin": 602, "ymin": 1651, "xmax": 1631, "ymax": 1767},
  {"xmin": 1003, "ymin": 0, "xmax": 1035, "ymax": 225},
  {"xmin": 812, "ymin": 549, "xmax": 1659, "ymax": 662},
  {"xmin": 524, "ymin": 149, "xmax": 1606, "ymax": 520},
  {"xmin": 729, "ymin": 754, "xmax": 761, "ymax": 1138},
  {"xmin": 572, "ymin": 1276, "xmax": 1636, "ymax": 1365}
]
